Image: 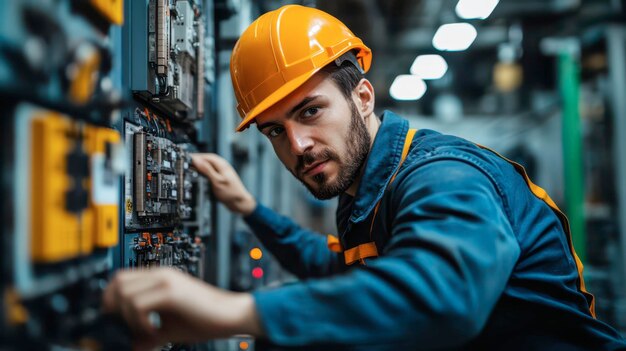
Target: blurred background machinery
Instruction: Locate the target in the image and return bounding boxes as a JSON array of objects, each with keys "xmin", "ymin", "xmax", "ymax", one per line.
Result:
[{"xmin": 2, "ymin": 0, "xmax": 626, "ymax": 350}]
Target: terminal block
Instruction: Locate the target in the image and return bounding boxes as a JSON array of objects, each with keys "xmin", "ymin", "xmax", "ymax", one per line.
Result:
[{"xmin": 129, "ymin": 231, "xmax": 205, "ymax": 279}]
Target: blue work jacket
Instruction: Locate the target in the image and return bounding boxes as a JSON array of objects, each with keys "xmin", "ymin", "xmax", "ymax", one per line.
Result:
[{"xmin": 244, "ymin": 111, "xmax": 626, "ymax": 350}]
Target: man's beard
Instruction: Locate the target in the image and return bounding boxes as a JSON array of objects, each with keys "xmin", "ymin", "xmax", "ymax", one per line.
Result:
[{"xmin": 291, "ymin": 100, "xmax": 371, "ymax": 200}]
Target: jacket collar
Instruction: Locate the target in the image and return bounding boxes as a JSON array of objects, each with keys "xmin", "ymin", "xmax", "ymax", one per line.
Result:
[{"xmin": 349, "ymin": 110, "xmax": 409, "ymax": 223}]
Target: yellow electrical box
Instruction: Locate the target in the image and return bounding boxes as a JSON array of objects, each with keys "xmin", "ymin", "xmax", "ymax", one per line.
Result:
[
  {"xmin": 30, "ymin": 113, "xmax": 83, "ymax": 263},
  {"xmin": 83, "ymin": 126, "xmax": 121, "ymax": 249},
  {"xmin": 89, "ymin": 0, "xmax": 124, "ymax": 25}
]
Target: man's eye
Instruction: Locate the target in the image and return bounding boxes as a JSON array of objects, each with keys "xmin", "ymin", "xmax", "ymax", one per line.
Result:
[
  {"xmin": 302, "ymin": 106, "xmax": 319, "ymax": 118},
  {"xmin": 268, "ymin": 126, "xmax": 284, "ymax": 138}
]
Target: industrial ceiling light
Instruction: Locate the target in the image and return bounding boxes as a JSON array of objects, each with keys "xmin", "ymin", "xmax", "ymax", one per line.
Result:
[
  {"xmin": 432, "ymin": 23, "xmax": 477, "ymax": 51},
  {"xmin": 410, "ymin": 54, "xmax": 448, "ymax": 80},
  {"xmin": 389, "ymin": 75, "xmax": 427, "ymax": 101},
  {"xmin": 456, "ymin": 0, "xmax": 500, "ymax": 20}
]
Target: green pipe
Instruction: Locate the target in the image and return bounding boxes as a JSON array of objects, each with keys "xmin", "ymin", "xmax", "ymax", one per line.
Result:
[{"xmin": 558, "ymin": 52, "xmax": 586, "ymax": 263}]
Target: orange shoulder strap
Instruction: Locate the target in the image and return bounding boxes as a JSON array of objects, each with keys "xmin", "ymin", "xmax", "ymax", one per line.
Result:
[
  {"xmin": 476, "ymin": 143, "xmax": 596, "ymax": 318},
  {"xmin": 326, "ymin": 129, "xmax": 417, "ymax": 265}
]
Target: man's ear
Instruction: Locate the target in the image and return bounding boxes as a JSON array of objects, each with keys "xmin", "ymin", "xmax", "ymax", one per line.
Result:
[{"xmin": 353, "ymin": 78, "xmax": 375, "ymax": 117}]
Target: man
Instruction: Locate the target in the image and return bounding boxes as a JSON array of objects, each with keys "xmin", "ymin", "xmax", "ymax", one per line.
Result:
[{"xmin": 104, "ymin": 5, "xmax": 626, "ymax": 350}]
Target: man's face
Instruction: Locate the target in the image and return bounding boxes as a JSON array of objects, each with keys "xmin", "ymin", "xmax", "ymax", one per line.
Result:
[{"xmin": 255, "ymin": 74, "xmax": 371, "ymax": 199}]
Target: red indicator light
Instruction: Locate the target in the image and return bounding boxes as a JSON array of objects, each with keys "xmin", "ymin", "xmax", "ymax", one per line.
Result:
[{"xmin": 252, "ymin": 267, "xmax": 264, "ymax": 279}]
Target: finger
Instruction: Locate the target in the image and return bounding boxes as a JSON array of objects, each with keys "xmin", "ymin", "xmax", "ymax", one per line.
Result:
[
  {"xmin": 116, "ymin": 279, "xmax": 163, "ymax": 333},
  {"xmin": 199, "ymin": 159, "xmax": 228, "ymax": 184},
  {"xmin": 192, "ymin": 154, "xmax": 239, "ymax": 186},
  {"xmin": 114, "ymin": 279, "xmax": 161, "ymax": 336},
  {"xmin": 199, "ymin": 153, "xmax": 232, "ymax": 173},
  {"xmin": 102, "ymin": 270, "xmax": 138, "ymax": 313},
  {"xmin": 191, "ymin": 155, "xmax": 227, "ymax": 183},
  {"xmin": 120, "ymin": 294, "xmax": 149, "ymax": 336},
  {"xmin": 190, "ymin": 153, "xmax": 207, "ymax": 169},
  {"xmin": 133, "ymin": 286, "xmax": 174, "ymax": 315},
  {"xmin": 126, "ymin": 277, "xmax": 178, "ymax": 339},
  {"xmin": 103, "ymin": 270, "xmax": 163, "ymax": 325},
  {"xmin": 118, "ymin": 274, "xmax": 173, "ymax": 337},
  {"xmin": 118, "ymin": 275, "xmax": 162, "ymax": 301},
  {"xmin": 207, "ymin": 154, "xmax": 234, "ymax": 173},
  {"xmin": 107, "ymin": 271, "xmax": 152, "ymax": 312},
  {"xmin": 191, "ymin": 153, "xmax": 222, "ymax": 168}
]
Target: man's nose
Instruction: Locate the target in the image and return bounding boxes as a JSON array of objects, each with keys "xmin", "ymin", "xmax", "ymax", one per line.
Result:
[{"xmin": 286, "ymin": 125, "xmax": 314, "ymax": 156}]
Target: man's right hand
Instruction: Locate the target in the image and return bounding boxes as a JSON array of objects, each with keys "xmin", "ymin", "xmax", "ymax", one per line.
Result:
[
  {"xmin": 103, "ymin": 268, "xmax": 263, "ymax": 351},
  {"xmin": 191, "ymin": 153, "xmax": 257, "ymax": 216}
]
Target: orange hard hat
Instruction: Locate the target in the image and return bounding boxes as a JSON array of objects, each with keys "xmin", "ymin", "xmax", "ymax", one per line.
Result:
[{"xmin": 230, "ymin": 5, "xmax": 372, "ymax": 132}]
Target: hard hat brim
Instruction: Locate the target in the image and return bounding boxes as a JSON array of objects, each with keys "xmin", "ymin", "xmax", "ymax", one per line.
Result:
[
  {"xmin": 235, "ymin": 48, "xmax": 371, "ymax": 132},
  {"xmin": 235, "ymin": 67, "xmax": 321, "ymax": 132}
]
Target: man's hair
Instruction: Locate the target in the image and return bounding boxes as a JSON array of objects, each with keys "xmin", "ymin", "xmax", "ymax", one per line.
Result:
[{"xmin": 320, "ymin": 54, "xmax": 365, "ymax": 99}]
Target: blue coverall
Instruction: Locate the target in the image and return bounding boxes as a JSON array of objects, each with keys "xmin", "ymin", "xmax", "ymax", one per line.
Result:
[{"xmin": 244, "ymin": 111, "xmax": 626, "ymax": 350}]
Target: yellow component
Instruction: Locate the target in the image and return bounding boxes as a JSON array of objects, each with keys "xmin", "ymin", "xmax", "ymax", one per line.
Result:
[
  {"xmin": 68, "ymin": 45, "xmax": 101, "ymax": 105},
  {"xmin": 249, "ymin": 247, "xmax": 263, "ymax": 260},
  {"xmin": 89, "ymin": 0, "xmax": 125, "ymax": 25},
  {"xmin": 4, "ymin": 289, "xmax": 28, "ymax": 326},
  {"xmin": 31, "ymin": 113, "xmax": 82, "ymax": 263},
  {"xmin": 125, "ymin": 197, "xmax": 133, "ymax": 214},
  {"xmin": 84, "ymin": 125, "xmax": 120, "ymax": 153},
  {"xmin": 93, "ymin": 204, "xmax": 118, "ymax": 247},
  {"xmin": 83, "ymin": 126, "xmax": 121, "ymax": 249}
]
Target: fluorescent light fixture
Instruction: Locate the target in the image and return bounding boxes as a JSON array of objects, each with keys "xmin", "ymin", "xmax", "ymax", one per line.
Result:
[
  {"xmin": 432, "ymin": 23, "xmax": 477, "ymax": 51},
  {"xmin": 410, "ymin": 55, "xmax": 448, "ymax": 80},
  {"xmin": 456, "ymin": 0, "xmax": 500, "ymax": 20},
  {"xmin": 389, "ymin": 75, "xmax": 427, "ymax": 101}
]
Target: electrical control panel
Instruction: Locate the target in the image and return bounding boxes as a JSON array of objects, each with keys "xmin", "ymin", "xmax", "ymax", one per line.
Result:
[
  {"xmin": 133, "ymin": 0, "xmax": 211, "ymax": 121},
  {"xmin": 117, "ymin": 1, "xmax": 214, "ymax": 349},
  {"xmin": 122, "ymin": 107, "xmax": 211, "ymax": 280},
  {"xmin": 1, "ymin": 0, "xmax": 216, "ymax": 350}
]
